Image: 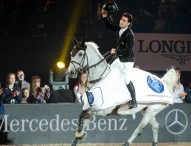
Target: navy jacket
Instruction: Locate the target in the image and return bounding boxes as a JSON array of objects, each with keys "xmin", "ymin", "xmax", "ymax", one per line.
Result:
[
  {"xmin": 1, "ymin": 84, "xmax": 22, "ymax": 104},
  {"xmin": 103, "ymin": 16, "xmax": 135, "ymax": 62}
]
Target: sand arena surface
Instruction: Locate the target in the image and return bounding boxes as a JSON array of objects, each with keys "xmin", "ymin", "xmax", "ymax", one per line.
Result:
[{"xmin": 1, "ymin": 143, "xmax": 191, "ymax": 146}]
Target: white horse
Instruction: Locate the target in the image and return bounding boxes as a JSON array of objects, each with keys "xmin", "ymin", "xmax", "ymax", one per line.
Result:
[{"xmin": 67, "ymin": 38, "xmax": 178, "ymax": 146}]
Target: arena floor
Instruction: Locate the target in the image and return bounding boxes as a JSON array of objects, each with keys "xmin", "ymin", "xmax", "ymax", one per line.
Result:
[{"xmin": 2, "ymin": 143, "xmax": 191, "ymax": 146}]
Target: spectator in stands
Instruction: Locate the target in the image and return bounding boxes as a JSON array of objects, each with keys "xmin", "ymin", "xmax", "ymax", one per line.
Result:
[
  {"xmin": 21, "ymin": 88, "xmax": 30, "ymax": 103},
  {"xmin": 0, "ymin": 86, "xmax": 3, "ymax": 101},
  {"xmin": 0, "ymin": 89, "xmax": 2, "ymax": 97},
  {"xmin": 1, "ymin": 73, "xmax": 22, "ymax": 104},
  {"xmin": 155, "ymin": 0, "xmax": 183, "ymax": 33},
  {"xmin": 0, "ymin": 82, "xmax": 2, "ymax": 97},
  {"xmin": 31, "ymin": 76, "xmax": 50, "ymax": 103},
  {"xmin": 73, "ymin": 73, "xmax": 88, "ymax": 103},
  {"xmin": 172, "ymin": 67, "xmax": 186, "ymax": 103},
  {"xmin": 0, "ymin": 79, "xmax": 5, "ymax": 115},
  {"xmin": 185, "ymin": 82, "xmax": 191, "ymax": 103},
  {"xmin": 15, "ymin": 70, "xmax": 30, "ymax": 91},
  {"xmin": 0, "ymin": 90, "xmax": 4, "ymax": 115}
]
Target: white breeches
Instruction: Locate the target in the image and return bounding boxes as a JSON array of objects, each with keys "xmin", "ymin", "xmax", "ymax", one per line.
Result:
[
  {"xmin": 110, "ymin": 58, "xmax": 134, "ymax": 84},
  {"xmin": 122, "ymin": 62, "xmax": 134, "ymax": 84}
]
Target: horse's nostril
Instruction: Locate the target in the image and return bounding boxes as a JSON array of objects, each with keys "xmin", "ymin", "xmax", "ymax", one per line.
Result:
[{"xmin": 70, "ymin": 71, "xmax": 74, "ymax": 75}]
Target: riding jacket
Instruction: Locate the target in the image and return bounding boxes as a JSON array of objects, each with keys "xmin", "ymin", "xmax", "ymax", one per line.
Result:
[
  {"xmin": 1, "ymin": 84, "xmax": 22, "ymax": 104},
  {"xmin": 103, "ymin": 16, "xmax": 135, "ymax": 62}
]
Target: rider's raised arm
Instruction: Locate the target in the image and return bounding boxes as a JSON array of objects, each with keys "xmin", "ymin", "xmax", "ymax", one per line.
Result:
[{"xmin": 102, "ymin": 11, "xmax": 119, "ymax": 31}]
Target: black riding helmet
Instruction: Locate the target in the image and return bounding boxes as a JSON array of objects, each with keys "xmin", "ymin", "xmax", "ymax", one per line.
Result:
[{"xmin": 102, "ymin": 1, "xmax": 119, "ymax": 14}]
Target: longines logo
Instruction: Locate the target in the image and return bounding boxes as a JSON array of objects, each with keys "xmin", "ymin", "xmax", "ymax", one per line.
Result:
[
  {"xmin": 162, "ymin": 54, "xmax": 191, "ymax": 65},
  {"xmin": 137, "ymin": 39, "xmax": 191, "ymax": 65},
  {"xmin": 165, "ymin": 109, "xmax": 188, "ymax": 135}
]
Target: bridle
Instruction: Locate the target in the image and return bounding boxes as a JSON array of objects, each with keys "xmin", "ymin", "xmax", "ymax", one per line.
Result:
[
  {"xmin": 70, "ymin": 45, "xmax": 109, "ymax": 88},
  {"xmin": 70, "ymin": 51, "xmax": 88, "ymax": 75}
]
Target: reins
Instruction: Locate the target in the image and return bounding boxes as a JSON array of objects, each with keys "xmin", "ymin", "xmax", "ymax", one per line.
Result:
[
  {"xmin": 89, "ymin": 50, "xmax": 113, "ymax": 68},
  {"xmin": 71, "ymin": 48, "xmax": 116, "ymax": 89},
  {"xmin": 87, "ymin": 51, "xmax": 115, "ymax": 88}
]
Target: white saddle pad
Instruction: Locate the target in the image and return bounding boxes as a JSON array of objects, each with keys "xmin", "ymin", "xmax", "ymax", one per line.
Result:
[
  {"xmin": 131, "ymin": 68, "xmax": 173, "ymax": 104},
  {"xmin": 83, "ymin": 61, "xmax": 174, "ymax": 111},
  {"xmin": 87, "ymin": 68, "xmax": 131, "ymax": 110}
]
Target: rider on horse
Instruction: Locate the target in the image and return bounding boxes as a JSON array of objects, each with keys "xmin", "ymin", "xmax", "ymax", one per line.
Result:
[{"xmin": 101, "ymin": 2, "xmax": 137, "ymax": 109}]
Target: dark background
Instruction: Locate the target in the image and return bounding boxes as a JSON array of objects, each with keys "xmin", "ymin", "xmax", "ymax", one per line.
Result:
[{"xmin": 0, "ymin": 0, "xmax": 191, "ymax": 89}]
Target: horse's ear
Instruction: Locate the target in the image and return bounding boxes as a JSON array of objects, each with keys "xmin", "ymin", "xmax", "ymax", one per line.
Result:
[
  {"xmin": 73, "ymin": 37, "xmax": 78, "ymax": 45},
  {"xmin": 81, "ymin": 37, "xmax": 85, "ymax": 47}
]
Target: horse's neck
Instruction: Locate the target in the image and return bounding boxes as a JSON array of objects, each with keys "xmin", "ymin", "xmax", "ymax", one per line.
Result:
[
  {"xmin": 85, "ymin": 43, "xmax": 110, "ymax": 88},
  {"xmin": 88, "ymin": 61, "xmax": 110, "ymax": 88}
]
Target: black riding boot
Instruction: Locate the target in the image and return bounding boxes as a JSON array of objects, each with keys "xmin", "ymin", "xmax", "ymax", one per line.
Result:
[{"xmin": 127, "ymin": 81, "xmax": 137, "ymax": 109}]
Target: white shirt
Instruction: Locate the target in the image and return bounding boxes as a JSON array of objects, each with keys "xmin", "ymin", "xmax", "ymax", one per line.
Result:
[
  {"xmin": 173, "ymin": 83, "xmax": 185, "ymax": 103},
  {"xmin": 119, "ymin": 27, "xmax": 128, "ymax": 37},
  {"xmin": 73, "ymin": 86, "xmax": 82, "ymax": 103}
]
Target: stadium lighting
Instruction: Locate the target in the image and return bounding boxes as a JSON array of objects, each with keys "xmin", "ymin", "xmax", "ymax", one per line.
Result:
[{"xmin": 57, "ymin": 61, "xmax": 65, "ymax": 69}]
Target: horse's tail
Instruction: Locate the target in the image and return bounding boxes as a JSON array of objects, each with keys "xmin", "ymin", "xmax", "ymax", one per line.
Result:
[{"xmin": 161, "ymin": 68, "xmax": 177, "ymax": 93}]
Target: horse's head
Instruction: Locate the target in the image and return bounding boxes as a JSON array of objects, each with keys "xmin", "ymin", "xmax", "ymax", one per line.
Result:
[{"xmin": 67, "ymin": 37, "xmax": 88, "ymax": 78}]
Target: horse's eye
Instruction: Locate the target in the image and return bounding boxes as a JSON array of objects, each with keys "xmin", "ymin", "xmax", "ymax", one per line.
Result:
[{"xmin": 79, "ymin": 53, "xmax": 83, "ymax": 56}]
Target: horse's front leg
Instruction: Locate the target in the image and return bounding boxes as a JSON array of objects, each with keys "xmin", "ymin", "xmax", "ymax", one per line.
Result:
[{"xmin": 71, "ymin": 109, "xmax": 92, "ymax": 146}]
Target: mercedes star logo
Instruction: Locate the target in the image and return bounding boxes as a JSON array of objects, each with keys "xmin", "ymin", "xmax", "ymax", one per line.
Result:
[{"xmin": 165, "ymin": 109, "xmax": 188, "ymax": 135}]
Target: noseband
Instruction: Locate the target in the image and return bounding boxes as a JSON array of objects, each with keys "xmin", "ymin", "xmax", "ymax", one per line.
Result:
[
  {"xmin": 70, "ymin": 51, "xmax": 88, "ymax": 74},
  {"xmin": 70, "ymin": 48, "xmax": 108, "ymax": 86}
]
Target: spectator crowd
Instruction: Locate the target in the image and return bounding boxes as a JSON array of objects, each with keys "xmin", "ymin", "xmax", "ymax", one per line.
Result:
[
  {"xmin": 0, "ymin": 70, "xmax": 51, "ymax": 104},
  {"xmin": 0, "ymin": 0, "xmax": 191, "ymax": 38},
  {"xmin": 0, "ymin": 69, "xmax": 191, "ymax": 105}
]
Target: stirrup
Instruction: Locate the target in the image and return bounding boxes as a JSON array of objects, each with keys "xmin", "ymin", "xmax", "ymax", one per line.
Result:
[{"xmin": 129, "ymin": 101, "xmax": 137, "ymax": 109}]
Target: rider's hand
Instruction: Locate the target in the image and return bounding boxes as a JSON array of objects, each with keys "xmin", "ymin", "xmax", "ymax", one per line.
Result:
[
  {"xmin": 101, "ymin": 10, "xmax": 107, "ymax": 18},
  {"xmin": 111, "ymin": 48, "xmax": 116, "ymax": 54}
]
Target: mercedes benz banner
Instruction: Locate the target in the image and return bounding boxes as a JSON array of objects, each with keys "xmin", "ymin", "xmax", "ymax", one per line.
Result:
[{"xmin": 0, "ymin": 103, "xmax": 191, "ymax": 144}]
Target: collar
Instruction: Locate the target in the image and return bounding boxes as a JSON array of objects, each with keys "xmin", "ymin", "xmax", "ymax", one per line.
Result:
[{"xmin": 120, "ymin": 27, "xmax": 128, "ymax": 31}]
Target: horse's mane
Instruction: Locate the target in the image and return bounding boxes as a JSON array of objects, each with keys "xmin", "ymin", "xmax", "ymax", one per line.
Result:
[
  {"xmin": 161, "ymin": 68, "xmax": 177, "ymax": 93},
  {"xmin": 85, "ymin": 42, "xmax": 104, "ymax": 58}
]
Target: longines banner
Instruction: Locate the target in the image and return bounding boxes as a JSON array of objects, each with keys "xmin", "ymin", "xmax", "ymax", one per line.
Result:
[
  {"xmin": 0, "ymin": 103, "xmax": 191, "ymax": 144},
  {"xmin": 134, "ymin": 33, "xmax": 191, "ymax": 71}
]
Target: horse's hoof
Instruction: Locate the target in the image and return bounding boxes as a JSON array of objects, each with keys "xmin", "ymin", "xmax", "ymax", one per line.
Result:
[
  {"xmin": 75, "ymin": 131, "xmax": 84, "ymax": 138},
  {"xmin": 152, "ymin": 142, "xmax": 158, "ymax": 146},
  {"xmin": 121, "ymin": 142, "xmax": 129, "ymax": 146},
  {"xmin": 75, "ymin": 131, "xmax": 87, "ymax": 141}
]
